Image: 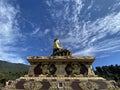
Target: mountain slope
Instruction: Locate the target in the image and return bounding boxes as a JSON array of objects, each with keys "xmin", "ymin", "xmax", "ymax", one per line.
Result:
[{"xmin": 0, "ymin": 60, "xmax": 29, "ymax": 73}]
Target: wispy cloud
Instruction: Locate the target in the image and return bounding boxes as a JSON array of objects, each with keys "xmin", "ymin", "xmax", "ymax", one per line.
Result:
[
  {"xmin": 73, "ymin": 47, "xmax": 95, "ymax": 56},
  {"xmin": 97, "ymin": 54, "xmax": 110, "ymax": 59},
  {"xmin": 48, "ymin": 0, "xmax": 120, "ymax": 58},
  {"xmin": 30, "ymin": 27, "xmax": 51, "ymax": 38},
  {"xmin": 0, "ymin": 0, "xmax": 26, "ymax": 64},
  {"xmin": 31, "ymin": 27, "xmax": 40, "ymax": 35}
]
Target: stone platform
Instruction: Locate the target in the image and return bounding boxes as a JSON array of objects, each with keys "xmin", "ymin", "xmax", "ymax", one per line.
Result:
[
  {"xmin": 27, "ymin": 56, "xmax": 95, "ymax": 76},
  {"xmin": 3, "ymin": 56, "xmax": 119, "ymax": 90}
]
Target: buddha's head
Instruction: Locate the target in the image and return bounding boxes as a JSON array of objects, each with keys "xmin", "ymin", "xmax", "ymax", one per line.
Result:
[{"xmin": 54, "ymin": 38, "xmax": 60, "ymax": 44}]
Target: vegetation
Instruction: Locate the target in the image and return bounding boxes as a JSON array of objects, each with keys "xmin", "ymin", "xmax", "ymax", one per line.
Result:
[
  {"xmin": 0, "ymin": 60, "xmax": 120, "ymax": 88},
  {"xmin": 0, "ymin": 60, "xmax": 29, "ymax": 87},
  {"xmin": 95, "ymin": 64, "xmax": 120, "ymax": 86}
]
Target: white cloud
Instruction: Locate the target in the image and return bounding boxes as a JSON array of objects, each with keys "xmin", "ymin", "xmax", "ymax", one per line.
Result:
[
  {"xmin": 109, "ymin": 1, "xmax": 120, "ymax": 12},
  {"xmin": 67, "ymin": 12, "xmax": 120, "ymax": 56},
  {"xmin": 97, "ymin": 54, "xmax": 110, "ymax": 59},
  {"xmin": 0, "ymin": 0, "xmax": 26, "ymax": 64},
  {"xmin": 46, "ymin": 0, "xmax": 52, "ymax": 7},
  {"xmin": 31, "ymin": 27, "xmax": 40, "ymax": 35},
  {"xmin": 50, "ymin": 0, "xmax": 120, "ymax": 57},
  {"xmin": 73, "ymin": 47, "xmax": 95, "ymax": 56},
  {"xmin": 0, "ymin": 51, "xmax": 25, "ymax": 64},
  {"xmin": 30, "ymin": 28, "xmax": 51, "ymax": 38},
  {"xmin": 44, "ymin": 29, "xmax": 50, "ymax": 35}
]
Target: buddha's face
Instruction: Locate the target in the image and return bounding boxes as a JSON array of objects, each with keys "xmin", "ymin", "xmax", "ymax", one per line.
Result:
[{"xmin": 56, "ymin": 39, "xmax": 60, "ymax": 44}]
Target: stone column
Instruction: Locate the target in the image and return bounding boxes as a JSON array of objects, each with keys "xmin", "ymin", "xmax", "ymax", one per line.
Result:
[
  {"xmin": 86, "ymin": 65, "xmax": 95, "ymax": 76},
  {"xmin": 28, "ymin": 64, "xmax": 37, "ymax": 76}
]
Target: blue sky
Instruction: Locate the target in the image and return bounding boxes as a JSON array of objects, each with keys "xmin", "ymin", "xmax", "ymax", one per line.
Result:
[{"xmin": 0, "ymin": 0, "xmax": 120, "ymax": 68}]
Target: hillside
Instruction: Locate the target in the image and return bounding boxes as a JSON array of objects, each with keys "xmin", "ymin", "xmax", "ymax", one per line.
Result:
[
  {"xmin": 0, "ymin": 60, "xmax": 29, "ymax": 73},
  {"xmin": 0, "ymin": 60, "xmax": 29, "ymax": 87},
  {"xmin": 0, "ymin": 60, "xmax": 120, "ymax": 87}
]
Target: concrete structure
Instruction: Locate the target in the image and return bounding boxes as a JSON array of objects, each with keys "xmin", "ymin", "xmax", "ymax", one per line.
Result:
[{"xmin": 5, "ymin": 56, "xmax": 119, "ymax": 90}]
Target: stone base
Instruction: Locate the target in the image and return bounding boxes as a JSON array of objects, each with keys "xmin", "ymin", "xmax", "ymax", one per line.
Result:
[
  {"xmin": 3, "ymin": 56, "xmax": 119, "ymax": 90},
  {"xmin": 3, "ymin": 75, "xmax": 119, "ymax": 90}
]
